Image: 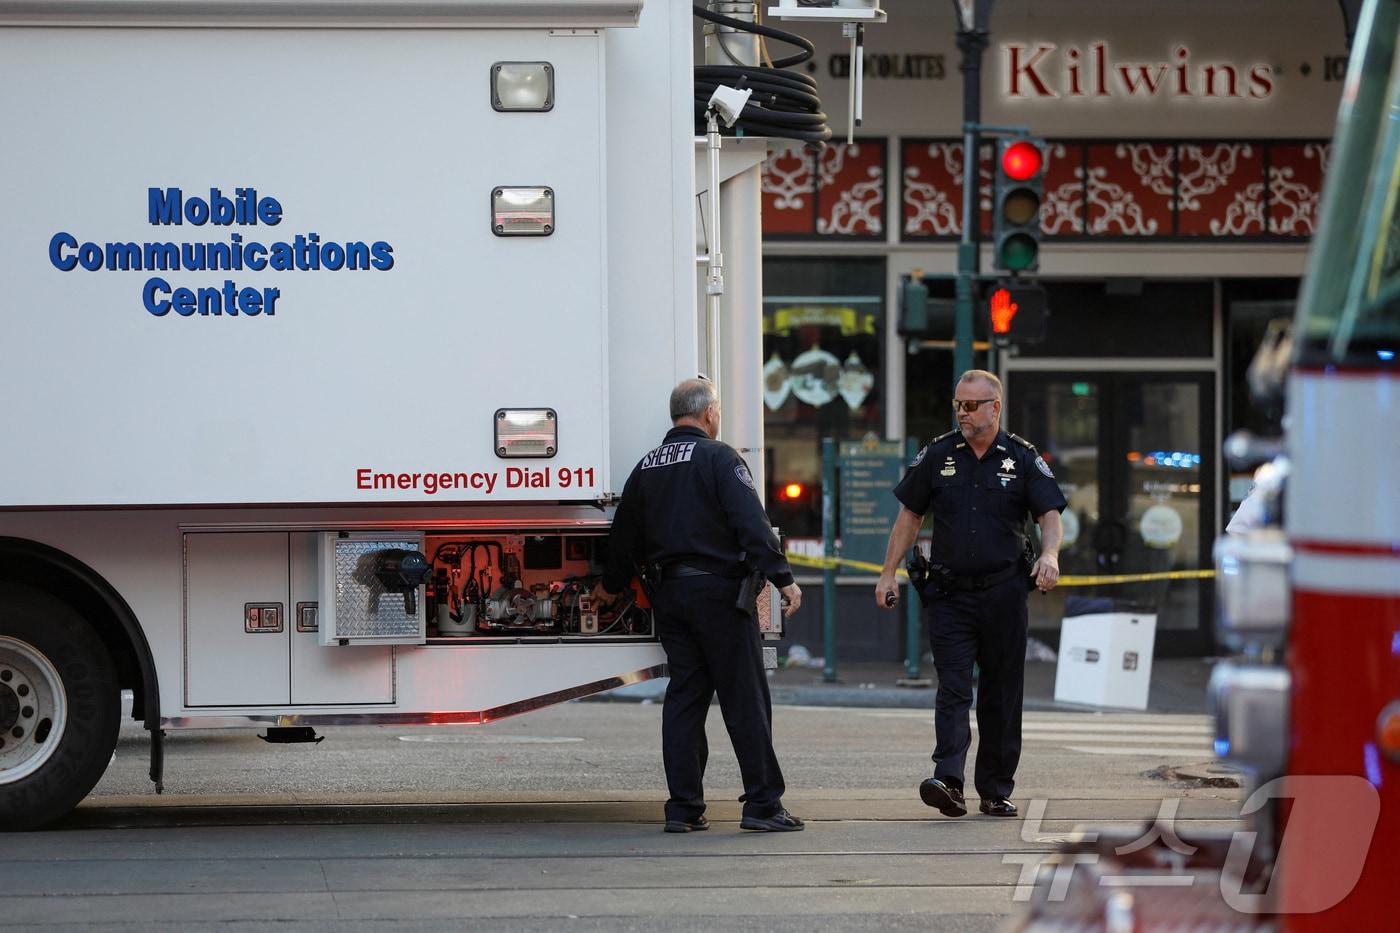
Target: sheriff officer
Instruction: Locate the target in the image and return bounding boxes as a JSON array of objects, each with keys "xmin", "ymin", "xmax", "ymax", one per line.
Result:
[
  {"xmin": 875, "ymin": 369, "xmax": 1065, "ymax": 819},
  {"xmin": 596, "ymin": 377, "xmax": 804, "ymax": 833}
]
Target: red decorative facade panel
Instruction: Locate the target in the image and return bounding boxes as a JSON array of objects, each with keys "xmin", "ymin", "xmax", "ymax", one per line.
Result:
[
  {"xmin": 1041, "ymin": 142, "xmax": 1083, "ymax": 235},
  {"xmin": 761, "ymin": 140, "xmax": 886, "ymax": 239},
  {"xmin": 901, "ymin": 141, "xmax": 992, "ymax": 238},
  {"xmin": 892, "ymin": 138, "xmax": 1328, "ymax": 242},
  {"xmin": 816, "ymin": 143, "xmax": 885, "ymax": 236},
  {"xmin": 761, "ymin": 146, "xmax": 817, "ymax": 236},
  {"xmin": 1268, "ymin": 143, "xmax": 1330, "ymax": 236},
  {"xmin": 902, "ymin": 140, "xmax": 961, "ymax": 237},
  {"xmin": 1087, "ymin": 143, "xmax": 1174, "ymax": 236},
  {"xmin": 1177, "ymin": 143, "xmax": 1265, "ymax": 236}
]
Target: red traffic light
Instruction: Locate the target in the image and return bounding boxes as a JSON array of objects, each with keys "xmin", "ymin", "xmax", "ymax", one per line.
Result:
[
  {"xmin": 1000, "ymin": 140, "xmax": 1043, "ymax": 181},
  {"xmin": 779, "ymin": 482, "xmax": 805, "ymax": 501}
]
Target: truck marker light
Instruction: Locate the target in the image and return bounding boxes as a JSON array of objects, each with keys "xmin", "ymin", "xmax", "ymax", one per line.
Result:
[
  {"xmin": 495, "ymin": 408, "xmax": 558, "ymax": 459},
  {"xmin": 493, "ymin": 187, "xmax": 554, "ymax": 236},
  {"xmin": 492, "ymin": 62, "xmax": 553, "ymax": 112}
]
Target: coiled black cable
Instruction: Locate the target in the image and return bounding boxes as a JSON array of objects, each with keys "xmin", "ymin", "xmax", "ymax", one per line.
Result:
[{"xmin": 693, "ymin": 5, "xmax": 831, "ymax": 145}]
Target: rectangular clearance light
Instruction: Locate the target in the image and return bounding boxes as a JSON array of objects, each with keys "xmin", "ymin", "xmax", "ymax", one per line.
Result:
[
  {"xmin": 492, "ymin": 186, "xmax": 554, "ymax": 236},
  {"xmin": 495, "ymin": 408, "xmax": 558, "ymax": 459},
  {"xmin": 492, "ymin": 61, "xmax": 554, "ymax": 112}
]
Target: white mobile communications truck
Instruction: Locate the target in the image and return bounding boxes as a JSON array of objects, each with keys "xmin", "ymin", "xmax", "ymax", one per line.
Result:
[{"xmin": 0, "ymin": 0, "xmax": 846, "ymax": 830}]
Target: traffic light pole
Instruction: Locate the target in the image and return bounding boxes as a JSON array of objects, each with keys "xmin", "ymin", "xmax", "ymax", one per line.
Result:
[{"xmin": 952, "ymin": 0, "xmax": 992, "ymax": 393}]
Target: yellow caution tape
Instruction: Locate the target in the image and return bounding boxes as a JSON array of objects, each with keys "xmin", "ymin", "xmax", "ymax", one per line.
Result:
[
  {"xmin": 1058, "ymin": 569, "xmax": 1215, "ymax": 586},
  {"xmin": 786, "ymin": 553, "xmax": 895, "ymax": 575},
  {"xmin": 785, "ymin": 551, "xmax": 1214, "ymax": 587}
]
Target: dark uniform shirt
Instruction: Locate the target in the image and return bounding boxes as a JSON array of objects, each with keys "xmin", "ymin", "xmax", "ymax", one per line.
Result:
[
  {"xmin": 892, "ymin": 428, "xmax": 1067, "ymax": 577},
  {"xmin": 603, "ymin": 425, "xmax": 795, "ymax": 593}
]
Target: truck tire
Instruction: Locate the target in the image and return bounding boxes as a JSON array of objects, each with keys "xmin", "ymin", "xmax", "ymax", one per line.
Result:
[{"xmin": 0, "ymin": 585, "xmax": 120, "ymax": 831}]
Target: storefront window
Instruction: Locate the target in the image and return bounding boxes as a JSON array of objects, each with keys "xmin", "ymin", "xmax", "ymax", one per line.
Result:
[{"xmin": 762, "ymin": 258, "xmax": 885, "ymax": 536}]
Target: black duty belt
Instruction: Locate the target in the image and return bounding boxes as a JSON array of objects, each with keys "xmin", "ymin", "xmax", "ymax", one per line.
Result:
[
  {"xmin": 947, "ymin": 562, "xmax": 1022, "ymax": 592},
  {"xmin": 660, "ymin": 558, "xmax": 748, "ymax": 580},
  {"xmin": 661, "ymin": 563, "xmax": 712, "ymax": 580}
]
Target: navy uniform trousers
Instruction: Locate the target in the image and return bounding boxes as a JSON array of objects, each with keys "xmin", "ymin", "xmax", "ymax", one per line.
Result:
[
  {"xmin": 927, "ymin": 574, "xmax": 1030, "ymax": 801},
  {"xmin": 651, "ymin": 574, "xmax": 784, "ymax": 823}
]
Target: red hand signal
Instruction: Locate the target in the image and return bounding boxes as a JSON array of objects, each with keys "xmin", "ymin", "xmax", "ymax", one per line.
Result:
[{"xmin": 990, "ymin": 288, "xmax": 1019, "ymax": 334}]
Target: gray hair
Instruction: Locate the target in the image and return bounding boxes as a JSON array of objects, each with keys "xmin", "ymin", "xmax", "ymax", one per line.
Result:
[
  {"xmin": 958, "ymin": 368, "xmax": 1003, "ymax": 399},
  {"xmin": 670, "ymin": 377, "xmax": 716, "ymax": 421}
]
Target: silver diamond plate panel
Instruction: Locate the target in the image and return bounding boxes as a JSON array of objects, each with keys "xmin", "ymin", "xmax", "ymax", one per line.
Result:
[{"xmin": 333, "ymin": 539, "xmax": 423, "ymax": 638}]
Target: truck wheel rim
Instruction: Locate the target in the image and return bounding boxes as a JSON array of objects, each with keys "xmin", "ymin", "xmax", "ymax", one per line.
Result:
[{"xmin": 0, "ymin": 637, "xmax": 68, "ymax": 784}]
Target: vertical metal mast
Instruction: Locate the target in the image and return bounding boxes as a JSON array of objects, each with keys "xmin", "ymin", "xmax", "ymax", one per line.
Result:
[{"xmin": 704, "ymin": 1, "xmax": 766, "ymax": 498}]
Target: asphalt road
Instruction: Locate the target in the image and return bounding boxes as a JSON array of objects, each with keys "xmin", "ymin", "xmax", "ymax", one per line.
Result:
[{"xmin": 2, "ymin": 700, "xmax": 1245, "ymax": 932}]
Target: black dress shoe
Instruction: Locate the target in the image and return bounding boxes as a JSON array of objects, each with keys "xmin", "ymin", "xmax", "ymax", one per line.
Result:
[
  {"xmin": 740, "ymin": 809, "xmax": 805, "ymax": 832},
  {"xmin": 918, "ymin": 777, "xmax": 967, "ymax": 817},
  {"xmin": 979, "ymin": 797, "xmax": 1017, "ymax": 817},
  {"xmin": 663, "ymin": 814, "xmax": 710, "ymax": 833}
]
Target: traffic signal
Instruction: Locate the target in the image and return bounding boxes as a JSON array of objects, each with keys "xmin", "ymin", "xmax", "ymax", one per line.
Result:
[
  {"xmin": 896, "ymin": 274, "xmax": 956, "ymax": 338},
  {"xmin": 992, "ymin": 137, "xmax": 1045, "ymax": 273},
  {"xmin": 896, "ymin": 276, "xmax": 930, "ymax": 336},
  {"xmin": 986, "ymin": 282, "xmax": 1048, "ymax": 347}
]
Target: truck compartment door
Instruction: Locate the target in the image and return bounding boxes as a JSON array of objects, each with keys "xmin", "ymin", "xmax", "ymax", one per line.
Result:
[
  {"xmin": 184, "ymin": 532, "xmax": 290, "ymax": 706},
  {"xmin": 291, "ymin": 533, "xmax": 394, "ymax": 705},
  {"xmin": 319, "ymin": 533, "xmax": 428, "ymax": 647}
]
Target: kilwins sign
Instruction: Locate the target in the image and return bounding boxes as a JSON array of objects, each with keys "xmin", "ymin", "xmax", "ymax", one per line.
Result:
[{"xmin": 1002, "ymin": 43, "xmax": 1274, "ymax": 101}]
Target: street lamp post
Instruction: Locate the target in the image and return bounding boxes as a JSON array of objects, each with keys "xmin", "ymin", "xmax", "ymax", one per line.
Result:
[{"xmin": 952, "ymin": 0, "xmax": 993, "ymax": 388}]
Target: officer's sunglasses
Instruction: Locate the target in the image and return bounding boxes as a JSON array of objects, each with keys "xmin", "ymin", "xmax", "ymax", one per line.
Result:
[{"xmin": 952, "ymin": 398, "xmax": 998, "ymax": 413}]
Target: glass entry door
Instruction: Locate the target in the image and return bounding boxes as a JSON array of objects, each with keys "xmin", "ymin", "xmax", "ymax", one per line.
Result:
[{"xmin": 1007, "ymin": 371, "xmax": 1216, "ymax": 654}]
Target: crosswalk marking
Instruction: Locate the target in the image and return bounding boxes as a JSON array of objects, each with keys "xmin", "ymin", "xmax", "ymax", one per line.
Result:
[
  {"xmin": 1021, "ymin": 732, "xmax": 1210, "ymax": 744},
  {"xmin": 845, "ymin": 709, "xmax": 1212, "ymax": 727},
  {"xmin": 827, "ymin": 708, "xmax": 1217, "ymax": 758},
  {"xmin": 1013, "ymin": 723, "xmax": 1212, "ymax": 734},
  {"xmin": 1021, "ymin": 723, "xmax": 1212, "ymax": 756},
  {"xmin": 1064, "ymin": 745, "xmax": 1212, "ymax": 756}
]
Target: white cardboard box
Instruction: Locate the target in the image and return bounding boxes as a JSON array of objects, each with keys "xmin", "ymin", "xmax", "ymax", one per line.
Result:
[{"xmin": 1053, "ymin": 613, "xmax": 1158, "ymax": 710}]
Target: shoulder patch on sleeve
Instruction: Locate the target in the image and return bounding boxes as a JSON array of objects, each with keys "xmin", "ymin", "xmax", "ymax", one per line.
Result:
[
  {"xmin": 734, "ymin": 462, "xmax": 756, "ymax": 490},
  {"xmin": 910, "ymin": 445, "xmax": 929, "ymax": 467},
  {"xmin": 1008, "ymin": 432, "xmax": 1038, "ymax": 452},
  {"xmin": 1035, "ymin": 456, "xmax": 1055, "ymax": 478}
]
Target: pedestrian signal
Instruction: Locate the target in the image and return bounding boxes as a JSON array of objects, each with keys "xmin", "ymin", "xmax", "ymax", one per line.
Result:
[
  {"xmin": 986, "ymin": 282, "xmax": 1048, "ymax": 347},
  {"xmin": 993, "ymin": 138, "xmax": 1045, "ymax": 273}
]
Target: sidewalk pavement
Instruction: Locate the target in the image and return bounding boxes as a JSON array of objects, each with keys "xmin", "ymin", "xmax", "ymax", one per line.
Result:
[{"xmin": 596, "ymin": 656, "xmax": 1219, "ymax": 715}]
